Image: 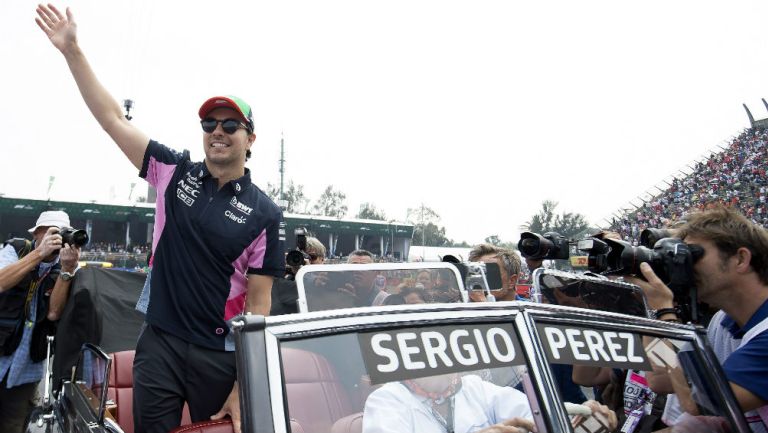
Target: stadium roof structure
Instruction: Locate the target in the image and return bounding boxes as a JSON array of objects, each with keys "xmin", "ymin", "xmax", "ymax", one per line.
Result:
[
  {"xmin": 0, "ymin": 196, "xmax": 156, "ymax": 223},
  {"xmin": 283, "ymin": 212, "xmax": 414, "ymax": 237},
  {"xmin": 0, "ymin": 196, "xmax": 414, "ymax": 237}
]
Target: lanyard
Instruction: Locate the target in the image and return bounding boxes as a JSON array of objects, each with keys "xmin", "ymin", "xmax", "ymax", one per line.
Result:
[
  {"xmin": 426, "ymin": 396, "xmax": 454, "ymax": 433},
  {"xmin": 24, "ymin": 267, "xmax": 52, "ymax": 319}
]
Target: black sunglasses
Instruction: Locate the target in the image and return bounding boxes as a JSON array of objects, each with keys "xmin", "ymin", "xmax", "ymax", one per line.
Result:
[{"xmin": 200, "ymin": 118, "xmax": 249, "ymax": 134}]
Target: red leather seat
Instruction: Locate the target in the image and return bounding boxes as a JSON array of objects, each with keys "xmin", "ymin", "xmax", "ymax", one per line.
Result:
[
  {"xmin": 282, "ymin": 348, "xmax": 353, "ymax": 433},
  {"xmin": 331, "ymin": 412, "xmax": 363, "ymax": 433},
  {"xmin": 168, "ymin": 419, "xmax": 305, "ymax": 433},
  {"xmin": 107, "ymin": 350, "xmax": 136, "ymax": 431},
  {"xmin": 168, "ymin": 420, "xmax": 233, "ymax": 433},
  {"xmin": 107, "ymin": 350, "xmax": 191, "ymax": 433}
]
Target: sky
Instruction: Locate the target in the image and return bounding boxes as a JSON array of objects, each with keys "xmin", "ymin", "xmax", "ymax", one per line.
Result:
[{"xmin": 2, "ymin": 1, "xmax": 768, "ymax": 245}]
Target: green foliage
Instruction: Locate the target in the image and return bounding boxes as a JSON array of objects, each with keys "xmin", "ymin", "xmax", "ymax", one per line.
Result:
[
  {"xmin": 521, "ymin": 200, "xmax": 590, "ymax": 239},
  {"xmin": 266, "ymin": 180, "xmax": 309, "ymax": 213},
  {"xmin": 413, "ymin": 222, "xmax": 451, "ymax": 247},
  {"xmin": 356, "ymin": 202, "xmax": 387, "ymax": 220},
  {"xmin": 312, "ymin": 185, "xmax": 348, "ymax": 218}
]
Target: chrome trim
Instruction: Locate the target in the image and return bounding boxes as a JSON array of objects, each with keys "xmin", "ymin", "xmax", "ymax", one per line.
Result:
[{"xmin": 516, "ymin": 312, "xmax": 569, "ymax": 433}]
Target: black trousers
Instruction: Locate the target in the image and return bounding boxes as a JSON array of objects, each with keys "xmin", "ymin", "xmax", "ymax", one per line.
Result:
[
  {"xmin": 132, "ymin": 324, "xmax": 236, "ymax": 433},
  {"xmin": 0, "ymin": 373, "xmax": 38, "ymax": 433}
]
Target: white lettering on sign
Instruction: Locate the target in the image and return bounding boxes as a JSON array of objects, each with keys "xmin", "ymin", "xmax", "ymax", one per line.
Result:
[
  {"xmin": 486, "ymin": 327, "xmax": 516, "ymax": 363},
  {"xmin": 368, "ymin": 327, "xmax": 517, "ymax": 374},
  {"xmin": 370, "ymin": 334, "xmax": 398, "ymax": 373},
  {"xmin": 624, "ymin": 333, "xmax": 644, "ymax": 363},
  {"xmin": 542, "ymin": 326, "xmax": 648, "ymax": 367},
  {"xmin": 450, "ymin": 330, "xmax": 477, "ymax": 366},
  {"xmin": 566, "ymin": 328, "xmax": 591, "ymax": 361},
  {"xmin": 604, "ymin": 332, "xmax": 627, "ymax": 362},
  {"xmin": 473, "ymin": 329, "xmax": 491, "ymax": 364},
  {"xmin": 545, "ymin": 327, "xmax": 567, "ymax": 360},
  {"xmin": 397, "ymin": 333, "xmax": 425, "ymax": 370},
  {"xmin": 421, "ymin": 332, "xmax": 453, "ymax": 368},
  {"xmin": 583, "ymin": 330, "xmax": 612, "ymax": 362}
]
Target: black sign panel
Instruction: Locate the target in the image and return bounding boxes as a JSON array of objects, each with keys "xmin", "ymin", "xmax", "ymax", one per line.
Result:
[
  {"xmin": 359, "ymin": 324, "xmax": 524, "ymax": 385},
  {"xmin": 536, "ymin": 323, "xmax": 652, "ymax": 371}
]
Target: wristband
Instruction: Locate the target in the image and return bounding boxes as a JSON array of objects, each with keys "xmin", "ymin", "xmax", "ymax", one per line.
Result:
[{"xmin": 653, "ymin": 307, "xmax": 679, "ymax": 320}]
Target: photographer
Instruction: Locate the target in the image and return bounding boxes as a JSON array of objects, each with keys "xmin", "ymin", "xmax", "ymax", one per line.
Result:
[
  {"xmin": 271, "ymin": 236, "xmax": 326, "ymax": 315},
  {"xmin": 626, "ymin": 206, "xmax": 768, "ymax": 430},
  {"xmin": 467, "ymin": 244, "xmax": 523, "ymax": 302},
  {"xmin": 0, "ymin": 211, "xmax": 80, "ymax": 432}
]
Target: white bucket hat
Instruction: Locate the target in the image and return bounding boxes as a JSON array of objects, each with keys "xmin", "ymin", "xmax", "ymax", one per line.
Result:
[{"xmin": 28, "ymin": 210, "xmax": 71, "ymax": 233}]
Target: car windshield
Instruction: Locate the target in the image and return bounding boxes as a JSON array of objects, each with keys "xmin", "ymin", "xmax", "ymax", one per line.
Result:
[
  {"xmin": 278, "ymin": 320, "xmax": 539, "ymax": 433},
  {"xmin": 533, "ymin": 269, "xmax": 649, "ymax": 317},
  {"xmin": 297, "ymin": 263, "xmax": 466, "ymax": 312}
]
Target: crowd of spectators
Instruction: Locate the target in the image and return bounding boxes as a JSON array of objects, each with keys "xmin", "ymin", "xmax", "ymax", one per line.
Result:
[
  {"xmin": 82, "ymin": 242, "xmax": 151, "ymax": 254},
  {"xmin": 610, "ymin": 127, "xmax": 768, "ymax": 243}
]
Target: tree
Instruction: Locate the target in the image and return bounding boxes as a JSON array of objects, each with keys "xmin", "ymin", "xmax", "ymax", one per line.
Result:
[
  {"xmin": 312, "ymin": 185, "xmax": 348, "ymax": 218},
  {"xmin": 407, "ymin": 204, "xmax": 452, "ymax": 246},
  {"xmin": 521, "ymin": 200, "xmax": 590, "ymax": 239},
  {"xmin": 412, "ymin": 222, "xmax": 450, "ymax": 247},
  {"xmin": 356, "ymin": 202, "xmax": 387, "ymax": 220},
  {"xmin": 406, "ymin": 204, "xmax": 441, "ymax": 226},
  {"xmin": 266, "ymin": 181, "xmax": 309, "ymax": 213}
]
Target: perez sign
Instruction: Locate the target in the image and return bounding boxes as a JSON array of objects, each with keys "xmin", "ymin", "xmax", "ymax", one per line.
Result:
[{"xmin": 536, "ymin": 323, "xmax": 652, "ymax": 371}]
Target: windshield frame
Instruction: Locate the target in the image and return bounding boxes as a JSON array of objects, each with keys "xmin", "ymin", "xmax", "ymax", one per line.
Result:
[
  {"xmin": 522, "ymin": 307, "xmax": 751, "ymax": 433},
  {"xmin": 294, "ymin": 262, "xmax": 468, "ymax": 313}
]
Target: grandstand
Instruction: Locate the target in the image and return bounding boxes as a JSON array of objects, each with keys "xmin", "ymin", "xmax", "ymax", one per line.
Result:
[
  {"xmin": 607, "ymin": 114, "xmax": 768, "ymax": 244},
  {"xmin": 0, "ymin": 196, "xmax": 414, "ymax": 261}
]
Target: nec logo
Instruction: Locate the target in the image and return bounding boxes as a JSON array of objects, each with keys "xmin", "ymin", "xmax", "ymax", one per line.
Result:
[{"xmin": 229, "ymin": 197, "xmax": 253, "ymax": 215}]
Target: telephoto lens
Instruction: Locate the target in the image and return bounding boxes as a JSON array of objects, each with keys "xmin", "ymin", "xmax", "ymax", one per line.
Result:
[{"xmin": 59, "ymin": 227, "xmax": 89, "ymax": 248}]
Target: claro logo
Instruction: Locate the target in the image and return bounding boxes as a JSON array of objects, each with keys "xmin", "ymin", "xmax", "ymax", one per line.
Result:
[{"xmin": 225, "ymin": 210, "xmax": 246, "ymax": 224}]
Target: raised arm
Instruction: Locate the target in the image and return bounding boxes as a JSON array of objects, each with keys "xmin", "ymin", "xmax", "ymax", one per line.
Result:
[{"xmin": 36, "ymin": 4, "xmax": 149, "ymax": 170}]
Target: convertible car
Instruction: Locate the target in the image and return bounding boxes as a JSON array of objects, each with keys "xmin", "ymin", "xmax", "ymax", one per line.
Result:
[{"xmin": 25, "ymin": 264, "xmax": 752, "ymax": 433}]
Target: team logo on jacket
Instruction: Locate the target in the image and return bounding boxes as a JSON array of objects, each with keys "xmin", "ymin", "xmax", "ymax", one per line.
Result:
[
  {"xmin": 229, "ymin": 197, "xmax": 253, "ymax": 215},
  {"xmin": 176, "ymin": 178, "xmax": 199, "ymax": 207}
]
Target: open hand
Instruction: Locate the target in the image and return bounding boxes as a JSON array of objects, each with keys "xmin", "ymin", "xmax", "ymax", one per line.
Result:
[{"xmin": 35, "ymin": 4, "xmax": 78, "ymax": 54}]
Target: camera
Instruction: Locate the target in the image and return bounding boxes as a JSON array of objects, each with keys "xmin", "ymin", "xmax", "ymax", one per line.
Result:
[
  {"xmin": 441, "ymin": 255, "xmax": 503, "ymax": 295},
  {"xmin": 576, "ymin": 238, "xmax": 610, "ymax": 272},
  {"xmin": 285, "ymin": 228, "xmax": 310, "ymax": 269},
  {"xmin": 576, "ymin": 228, "xmax": 706, "ymax": 322},
  {"xmin": 518, "ymin": 232, "xmax": 569, "ymax": 260},
  {"xmin": 59, "ymin": 227, "xmax": 88, "ymax": 248}
]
